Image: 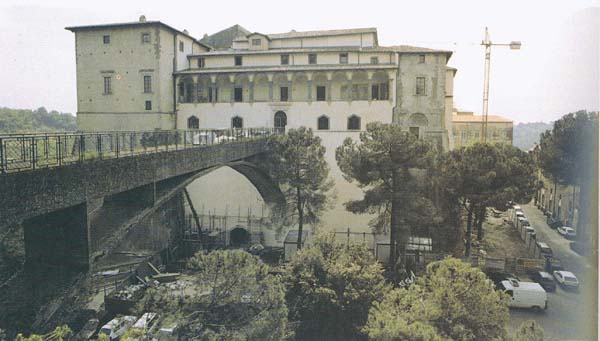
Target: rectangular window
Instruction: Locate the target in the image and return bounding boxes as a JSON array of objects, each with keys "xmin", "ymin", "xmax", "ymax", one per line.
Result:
[
  {"xmin": 418, "ymin": 54, "xmax": 426, "ymax": 63},
  {"xmin": 145, "ymin": 100, "xmax": 152, "ymax": 110},
  {"xmin": 370, "ymin": 56, "xmax": 379, "ymax": 64},
  {"xmin": 143, "ymin": 75, "xmax": 152, "ymax": 93},
  {"xmin": 103, "ymin": 35, "xmax": 110, "ymax": 44},
  {"xmin": 371, "ymin": 84, "xmax": 379, "ymax": 100},
  {"xmin": 103, "ymin": 76, "xmax": 112, "ymax": 94},
  {"xmin": 208, "ymin": 87, "xmax": 218, "ymax": 102},
  {"xmin": 316, "ymin": 86, "xmax": 326, "ymax": 101},
  {"xmin": 339, "ymin": 53, "xmax": 348, "ymax": 64},
  {"xmin": 234, "ymin": 87, "xmax": 243, "ymax": 102},
  {"xmin": 179, "ymin": 41, "xmax": 184, "ymax": 52},
  {"xmin": 252, "ymin": 38, "xmax": 261, "ymax": 46},
  {"xmin": 142, "ymin": 33, "xmax": 150, "ymax": 43},
  {"xmin": 281, "ymin": 54, "xmax": 290, "ymax": 65},
  {"xmin": 198, "ymin": 57, "xmax": 205, "ymax": 68},
  {"xmin": 280, "ymin": 87, "xmax": 289, "ymax": 101},
  {"xmin": 235, "ymin": 56, "xmax": 243, "ymax": 66},
  {"xmin": 416, "ymin": 77, "xmax": 426, "ymax": 95},
  {"xmin": 308, "ymin": 53, "xmax": 317, "ymax": 64},
  {"xmin": 371, "ymin": 83, "xmax": 389, "ymax": 100},
  {"xmin": 380, "ymin": 83, "xmax": 389, "ymax": 100}
]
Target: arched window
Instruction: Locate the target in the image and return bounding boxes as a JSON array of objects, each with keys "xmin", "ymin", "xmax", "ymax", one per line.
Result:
[
  {"xmin": 187, "ymin": 115, "xmax": 199, "ymax": 129},
  {"xmin": 347, "ymin": 115, "xmax": 361, "ymax": 130},
  {"xmin": 232, "ymin": 116, "xmax": 243, "ymax": 129},
  {"xmin": 274, "ymin": 111, "xmax": 287, "ymax": 132},
  {"xmin": 317, "ymin": 115, "xmax": 330, "ymax": 130}
]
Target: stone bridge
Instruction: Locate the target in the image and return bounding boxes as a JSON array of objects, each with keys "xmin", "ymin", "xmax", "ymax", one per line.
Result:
[{"xmin": 0, "ymin": 129, "xmax": 284, "ymax": 269}]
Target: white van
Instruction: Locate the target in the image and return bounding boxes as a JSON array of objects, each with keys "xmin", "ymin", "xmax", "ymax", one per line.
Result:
[{"xmin": 500, "ymin": 279, "xmax": 547, "ymax": 310}]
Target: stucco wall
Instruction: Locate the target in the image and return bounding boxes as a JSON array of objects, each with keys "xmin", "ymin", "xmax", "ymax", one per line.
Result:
[
  {"xmin": 177, "ymin": 101, "xmax": 393, "ymax": 130},
  {"xmin": 384, "ymin": 53, "xmax": 450, "ymax": 150},
  {"xmin": 74, "ymin": 25, "xmax": 184, "ymax": 131}
]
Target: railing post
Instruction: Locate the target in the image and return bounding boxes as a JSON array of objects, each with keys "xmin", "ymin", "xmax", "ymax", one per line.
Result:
[
  {"xmin": 31, "ymin": 137, "xmax": 36, "ymax": 170},
  {"xmin": 130, "ymin": 132, "xmax": 135, "ymax": 155},
  {"xmin": 116, "ymin": 132, "xmax": 120, "ymax": 158},
  {"xmin": 57, "ymin": 135, "xmax": 62, "ymax": 167},
  {"xmin": 0, "ymin": 138, "xmax": 4, "ymax": 174},
  {"xmin": 97, "ymin": 134, "xmax": 102, "ymax": 160}
]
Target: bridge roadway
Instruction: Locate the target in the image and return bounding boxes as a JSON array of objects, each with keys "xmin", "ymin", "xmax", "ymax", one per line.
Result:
[{"xmin": 0, "ymin": 129, "xmax": 284, "ymax": 269}]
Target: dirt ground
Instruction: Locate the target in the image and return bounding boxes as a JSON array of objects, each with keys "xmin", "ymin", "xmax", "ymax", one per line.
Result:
[{"xmin": 474, "ymin": 210, "xmax": 531, "ymax": 259}]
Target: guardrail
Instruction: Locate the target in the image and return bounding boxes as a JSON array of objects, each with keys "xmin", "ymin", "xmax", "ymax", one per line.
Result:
[{"xmin": 0, "ymin": 128, "xmax": 278, "ymax": 174}]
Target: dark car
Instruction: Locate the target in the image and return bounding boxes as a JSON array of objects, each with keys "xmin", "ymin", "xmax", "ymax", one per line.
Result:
[
  {"xmin": 530, "ymin": 271, "xmax": 556, "ymax": 292},
  {"xmin": 485, "ymin": 270, "xmax": 520, "ymax": 289},
  {"xmin": 545, "ymin": 257, "xmax": 564, "ymax": 273},
  {"xmin": 546, "ymin": 216, "xmax": 561, "ymax": 229}
]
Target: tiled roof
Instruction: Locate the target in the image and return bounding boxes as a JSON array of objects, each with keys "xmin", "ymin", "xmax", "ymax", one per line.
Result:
[
  {"xmin": 65, "ymin": 21, "xmax": 208, "ymax": 47},
  {"xmin": 200, "ymin": 24, "xmax": 251, "ymax": 50},
  {"xmin": 452, "ymin": 114, "xmax": 512, "ymax": 123},
  {"xmin": 267, "ymin": 27, "xmax": 377, "ymax": 40},
  {"xmin": 190, "ymin": 45, "xmax": 452, "ymax": 56}
]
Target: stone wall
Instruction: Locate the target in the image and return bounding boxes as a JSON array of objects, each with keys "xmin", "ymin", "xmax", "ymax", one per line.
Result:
[{"xmin": 0, "ymin": 139, "xmax": 267, "ymax": 229}]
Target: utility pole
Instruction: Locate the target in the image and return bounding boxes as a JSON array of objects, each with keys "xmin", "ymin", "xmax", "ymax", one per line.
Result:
[{"xmin": 480, "ymin": 27, "xmax": 521, "ymax": 142}]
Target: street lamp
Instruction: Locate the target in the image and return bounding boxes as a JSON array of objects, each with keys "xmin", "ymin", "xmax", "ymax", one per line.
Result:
[{"xmin": 480, "ymin": 27, "xmax": 521, "ymax": 142}]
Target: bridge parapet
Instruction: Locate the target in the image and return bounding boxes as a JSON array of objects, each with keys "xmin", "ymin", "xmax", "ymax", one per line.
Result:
[
  {"xmin": 0, "ymin": 128, "xmax": 276, "ymax": 174},
  {"xmin": 0, "ymin": 129, "xmax": 276, "ymax": 229}
]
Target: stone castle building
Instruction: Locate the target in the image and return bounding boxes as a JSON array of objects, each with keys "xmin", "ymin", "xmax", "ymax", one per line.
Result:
[
  {"xmin": 452, "ymin": 110, "xmax": 513, "ymax": 148},
  {"xmin": 66, "ymin": 16, "xmax": 457, "ymax": 151}
]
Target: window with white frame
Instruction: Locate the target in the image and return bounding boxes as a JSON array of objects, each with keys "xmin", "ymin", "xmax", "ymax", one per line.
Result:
[{"xmin": 143, "ymin": 75, "xmax": 152, "ymax": 93}]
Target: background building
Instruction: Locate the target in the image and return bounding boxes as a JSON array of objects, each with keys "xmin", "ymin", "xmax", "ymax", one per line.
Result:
[
  {"xmin": 66, "ymin": 16, "xmax": 210, "ymax": 131},
  {"xmin": 67, "ymin": 17, "xmax": 456, "ymax": 152},
  {"xmin": 452, "ymin": 110, "xmax": 513, "ymax": 148}
]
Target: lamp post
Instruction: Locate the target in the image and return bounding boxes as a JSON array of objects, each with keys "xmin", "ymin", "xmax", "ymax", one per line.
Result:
[{"xmin": 481, "ymin": 27, "xmax": 521, "ymax": 142}]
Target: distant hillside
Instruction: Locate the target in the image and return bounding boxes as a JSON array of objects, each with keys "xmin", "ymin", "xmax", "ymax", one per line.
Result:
[
  {"xmin": 0, "ymin": 107, "xmax": 77, "ymax": 134},
  {"xmin": 513, "ymin": 121, "xmax": 553, "ymax": 151}
]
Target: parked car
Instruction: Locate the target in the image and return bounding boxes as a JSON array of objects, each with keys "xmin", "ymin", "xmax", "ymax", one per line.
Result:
[
  {"xmin": 513, "ymin": 204, "xmax": 522, "ymax": 211},
  {"xmin": 536, "ymin": 242, "xmax": 553, "ymax": 259},
  {"xmin": 499, "ymin": 279, "xmax": 548, "ymax": 310},
  {"xmin": 524, "ymin": 226, "xmax": 536, "ymax": 240},
  {"xmin": 557, "ymin": 226, "xmax": 576, "ymax": 239},
  {"xmin": 553, "ymin": 271, "xmax": 580, "ymax": 290},
  {"xmin": 516, "ymin": 211, "xmax": 525, "ymax": 218},
  {"xmin": 486, "ymin": 270, "xmax": 520, "ymax": 290},
  {"xmin": 546, "ymin": 216, "xmax": 561, "ymax": 229},
  {"xmin": 518, "ymin": 217, "xmax": 531, "ymax": 227},
  {"xmin": 545, "ymin": 257, "xmax": 564, "ymax": 273},
  {"xmin": 530, "ymin": 271, "xmax": 556, "ymax": 292}
]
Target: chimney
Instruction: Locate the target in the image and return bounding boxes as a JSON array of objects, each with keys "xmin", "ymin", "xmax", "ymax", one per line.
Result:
[
  {"xmin": 183, "ymin": 29, "xmax": 189, "ymax": 35},
  {"xmin": 139, "ymin": 15, "xmax": 147, "ymax": 23}
]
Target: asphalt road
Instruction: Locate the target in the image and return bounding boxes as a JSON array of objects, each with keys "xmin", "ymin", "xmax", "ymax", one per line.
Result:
[{"xmin": 508, "ymin": 203, "xmax": 597, "ymax": 340}]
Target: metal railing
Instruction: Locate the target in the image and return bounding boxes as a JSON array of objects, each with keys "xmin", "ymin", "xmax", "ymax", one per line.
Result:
[{"xmin": 0, "ymin": 128, "xmax": 277, "ymax": 174}]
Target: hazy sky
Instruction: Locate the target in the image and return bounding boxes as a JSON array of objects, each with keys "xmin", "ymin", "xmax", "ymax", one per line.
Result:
[{"xmin": 0, "ymin": 0, "xmax": 598, "ymax": 123}]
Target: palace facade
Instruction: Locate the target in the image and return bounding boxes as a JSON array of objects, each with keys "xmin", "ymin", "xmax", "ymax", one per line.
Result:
[{"xmin": 67, "ymin": 16, "xmax": 457, "ymax": 150}]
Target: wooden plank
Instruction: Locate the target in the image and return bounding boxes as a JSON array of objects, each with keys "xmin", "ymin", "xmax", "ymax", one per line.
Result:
[{"xmin": 147, "ymin": 261, "xmax": 161, "ymax": 275}]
